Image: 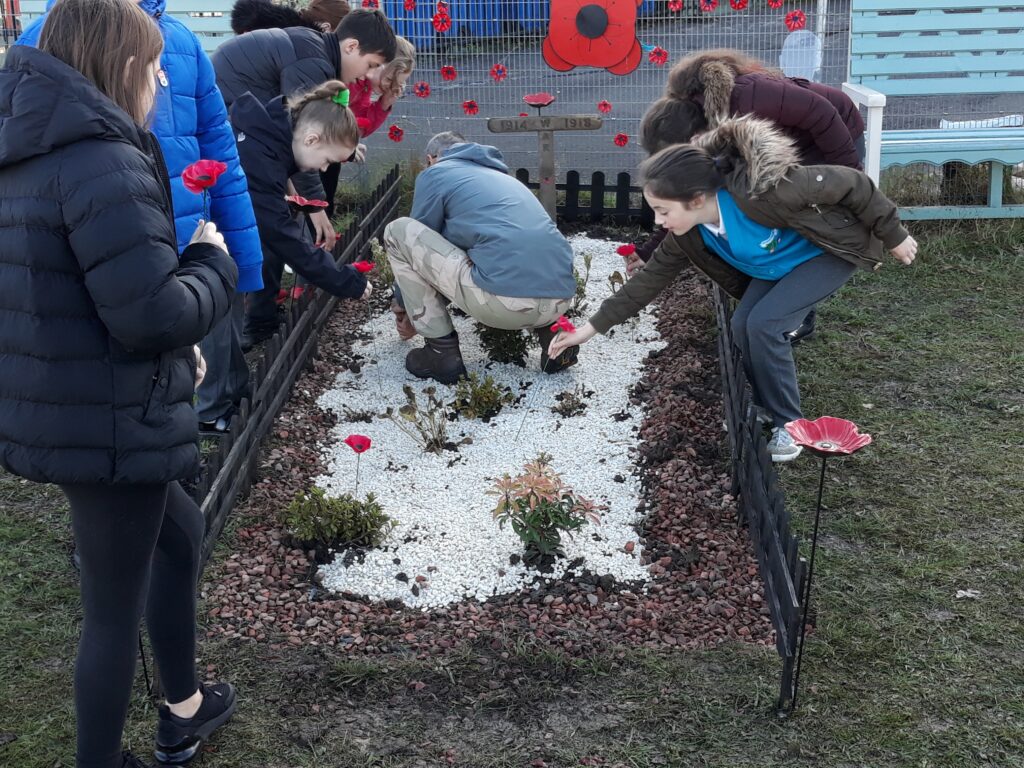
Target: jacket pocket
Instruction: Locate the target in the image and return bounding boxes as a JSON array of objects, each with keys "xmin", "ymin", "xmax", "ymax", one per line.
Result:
[
  {"xmin": 812, "ymin": 204, "xmax": 858, "ymax": 230},
  {"xmin": 141, "ymin": 354, "xmax": 169, "ymax": 422}
]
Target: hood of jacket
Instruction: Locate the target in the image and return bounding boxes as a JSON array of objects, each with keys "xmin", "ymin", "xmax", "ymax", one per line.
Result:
[
  {"xmin": 0, "ymin": 46, "xmax": 144, "ymax": 170},
  {"xmin": 230, "ymin": 0, "xmax": 313, "ymax": 34},
  {"xmin": 667, "ymin": 58, "xmax": 738, "ymax": 127},
  {"xmin": 229, "ymin": 93, "xmax": 296, "ymax": 175},
  {"xmin": 437, "ymin": 142, "xmax": 509, "ymax": 173},
  {"xmin": 692, "ymin": 116, "xmax": 800, "ymax": 198}
]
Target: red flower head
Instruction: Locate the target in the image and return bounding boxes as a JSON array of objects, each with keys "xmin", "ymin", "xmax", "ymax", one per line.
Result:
[
  {"xmin": 649, "ymin": 46, "xmax": 669, "ymax": 66},
  {"xmin": 785, "ymin": 9, "xmax": 806, "ymax": 31},
  {"xmin": 440, "ymin": 65, "xmax": 457, "ymax": 81},
  {"xmin": 767, "ymin": 0, "xmax": 783, "ymax": 8},
  {"xmin": 490, "ymin": 63, "xmax": 508, "ymax": 82},
  {"xmin": 362, "ymin": 0, "xmax": 379, "ymax": 6},
  {"xmin": 597, "ymin": 99, "xmax": 612, "ymax": 114},
  {"xmin": 388, "ymin": 124, "xmax": 404, "ymax": 142},
  {"xmin": 352, "ymin": 261, "xmax": 375, "ymax": 274},
  {"xmin": 343, "ymin": 434, "xmax": 372, "ymax": 453},
  {"xmin": 616, "ymin": 243, "xmax": 637, "ymax": 256},
  {"xmin": 182, "ymin": 160, "xmax": 227, "ymax": 194},
  {"xmin": 413, "ymin": 81, "xmax": 430, "ymax": 98},
  {"xmin": 285, "ymin": 195, "xmax": 329, "ymax": 215},
  {"xmin": 518, "ymin": 112, "xmax": 529, "ymax": 117},
  {"xmin": 613, "ymin": 132, "xmax": 629, "ymax": 147},
  {"xmin": 404, "ymin": 0, "xmax": 415, "ymax": 8},
  {"xmin": 432, "ymin": 11, "xmax": 451, "ymax": 32},
  {"xmin": 543, "ymin": 0, "xmax": 644, "ymax": 75},
  {"xmin": 550, "ymin": 315, "xmax": 577, "ymax": 334},
  {"xmin": 785, "ymin": 417, "xmax": 873, "ymax": 457},
  {"xmin": 730, "ymin": 0, "xmax": 748, "ymax": 8},
  {"xmin": 523, "ymin": 92, "xmax": 555, "ymax": 108},
  {"xmin": 462, "ymin": 99, "xmax": 479, "ymax": 115},
  {"xmin": 700, "ymin": 0, "xmax": 717, "ymax": 10},
  {"xmin": 436, "ymin": 0, "xmax": 448, "ymax": 10},
  {"xmin": 668, "ymin": 0, "xmax": 683, "ymax": 11}
]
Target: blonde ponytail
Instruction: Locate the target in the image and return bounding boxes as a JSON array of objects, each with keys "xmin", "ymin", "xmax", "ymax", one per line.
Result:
[{"xmin": 287, "ymin": 80, "xmax": 360, "ymax": 147}]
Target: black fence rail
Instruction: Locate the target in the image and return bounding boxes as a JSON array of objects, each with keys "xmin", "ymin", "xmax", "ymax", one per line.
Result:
[
  {"xmin": 194, "ymin": 165, "xmax": 403, "ymax": 569},
  {"xmin": 513, "ymin": 169, "xmax": 656, "ymax": 226},
  {"xmin": 713, "ymin": 285, "xmax": 808, "ymax": 713}
]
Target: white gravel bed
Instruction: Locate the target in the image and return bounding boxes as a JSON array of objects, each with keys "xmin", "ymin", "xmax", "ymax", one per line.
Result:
[{"xmin": 313, "ymin": 235, "xmax": 665, "ymax": 609}]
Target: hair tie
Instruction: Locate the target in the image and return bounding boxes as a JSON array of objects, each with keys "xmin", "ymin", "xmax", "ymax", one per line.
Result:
[{"xmin": 332, "ymin": 89, "xmax": 350, "ymax": 107}]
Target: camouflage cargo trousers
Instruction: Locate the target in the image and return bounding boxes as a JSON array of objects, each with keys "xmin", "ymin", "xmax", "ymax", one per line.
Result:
[{"xmin": 383, "ymin": 217, "xmax": 572, "ymax": 339}]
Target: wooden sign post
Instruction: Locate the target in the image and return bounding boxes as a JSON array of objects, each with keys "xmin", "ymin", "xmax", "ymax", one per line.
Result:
[{"xmin": 487, "ymin": 114, "xmax": 603, "ymax": 221}]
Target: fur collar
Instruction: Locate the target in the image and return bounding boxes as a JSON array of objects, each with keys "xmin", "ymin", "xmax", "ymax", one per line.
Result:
[{"xmin": 693, "ymin": 116, "xmax": 801, "ymax": 197}]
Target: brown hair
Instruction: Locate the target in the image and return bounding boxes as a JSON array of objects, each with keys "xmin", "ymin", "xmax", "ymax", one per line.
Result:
[
  {"xmin": 287, "ymin": 80, "xmax": 360, "ymax": 147},
  {"xmin": 640, "ymin": 96, "xmax": 708, "ymax": 155},
  {"xmin": 666, "ymin": 48, "xmax": 777, "ymax": 101},
  {"xmin": 639, "ymin": 144, "xmax": 727, "ymax": 204},
  {"xmin": 377, "ymin": 36, "xmax": 415, "ymax": 98},
  {"xmin": 300, "ymin": 0, "xmax": 351, "ymax": 32},
  {"xmin": 39, "ymin": 0, "xmax": 163, "ymax": 126}
]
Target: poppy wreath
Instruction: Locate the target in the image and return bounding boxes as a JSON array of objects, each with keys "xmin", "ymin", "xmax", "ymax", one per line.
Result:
[{"xmin": 542, "ymin": 0, "xmax": 644, "ymax": 76}]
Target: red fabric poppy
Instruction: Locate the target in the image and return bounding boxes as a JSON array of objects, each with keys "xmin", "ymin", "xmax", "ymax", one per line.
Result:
[
  {"xmin": 767, "ymin": 0, "xmax": 782, "ymax": 8},
  {"xmin": 343, "ymin": 434, "xmax": 372, "ymax": 453},
  {"xmin": 699, "ymin": 0, "xmax": 717, "ymax": 10},
  {"xmin": 616, "ymin": 243, "xmax": 636, "ymax": 256},
  {"xmin": 285, "ymin": 195, "xmax": 329, "ymax": 215},
  {"xmin": 519, "ymin": 112, "xmax": 529, "ymax": 117},
  {"xmin": 550, "ymin": 315, "xmax": 577, "ymax": 334},
  {"xmin": 436, "ymin": 0, "xmax": 448, "ymax": 11},
  {"xmin": 388, "ymin": 125, "xmax": 404, "ymax": 142},
  {"xmin": 730, "ymin": 0, "xmax": 748, "ymax": 8},
  {"xmin": 490, "ymin": 63, "xmax": 508, "ymax": 82},
  {"xmin": 785, "ymin": 417, "xmax": 872, "ymax": 457},
  {"xmin": 668, "ymin": 0, "xmax": 682, "ymax": 10},
  {"xmin": 440, "ymin": 65, "xmax": 457, "ymax": 81},
  {"xmin": 432, "ymin": 11, "xmax": 451, "ymax": 32},
  {"xmin": 613, "ymin": 132, "xmax": 629, "ymax": 147},
  {"xmin": 362, "ymin": 0, "xmax": 378, "ymax": 6},
  {"xmin": 182, "ymin": 160, "xmax": 227, "ymax": 194},
  {"xmin": 648, "ymin": 46, "xmax": 668, "ymax": 66},
  {"xmin": 352, "ymin": 261, "xmax": 375, "ymax": 274},
  {"xmin": 542, "ymin": 0, "xmax": 644, "ymax": 76},
  {"xmin": 462, "ymin": 100, "xmax": 479, "ymax": 115},
  {"xmin": 413, "ymin": 81, "xmax": 431, "ymax": 98},
  {"xmin": 523, "ymin": 92, "xmax": 555, "ymax": 108},
  {"xmin": 597, "ymin": 99, "xmax": 612, "ymax": 113},
  {"xmin": 404, "ymin": 0, "xmax": 416, "ymax": 8},
  {"xmin": 785, "ymin": 9, "xmax": 806, "ymax": 31}
]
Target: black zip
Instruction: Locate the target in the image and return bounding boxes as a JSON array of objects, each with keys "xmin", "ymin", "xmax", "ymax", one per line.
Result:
[{"xmin": 145, "ymin": 132, "xmax": 179, "ymax": 247}]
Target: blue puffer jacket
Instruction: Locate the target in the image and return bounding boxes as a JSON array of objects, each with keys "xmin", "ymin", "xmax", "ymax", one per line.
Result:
[{"xmin": 17, "ymin": 0, "xmax": 264, "ymax": 293}]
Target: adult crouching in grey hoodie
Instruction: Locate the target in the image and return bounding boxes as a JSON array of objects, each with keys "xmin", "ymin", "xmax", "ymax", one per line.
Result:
[{"xmin": 384, "ymin": 132, "xmax": 577, "ymax": 384}]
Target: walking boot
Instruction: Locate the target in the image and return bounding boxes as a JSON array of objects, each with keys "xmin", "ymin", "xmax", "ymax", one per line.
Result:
[
  {"xmin": 405, "ymin": 332, "xmax": 467, "ymax": 385},
  {"xmin": 534, "ymin": 325, "xmax": 579, "ymax": 374}
]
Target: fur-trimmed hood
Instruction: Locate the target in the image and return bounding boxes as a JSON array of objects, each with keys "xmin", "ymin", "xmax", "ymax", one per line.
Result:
[
  {"xmin": 692, "ymin": 116, "xmax": 801, "ymax": 197},
  {"xmin": 667, "ymin": 58, "xmax": 739, "ymax": 127}
]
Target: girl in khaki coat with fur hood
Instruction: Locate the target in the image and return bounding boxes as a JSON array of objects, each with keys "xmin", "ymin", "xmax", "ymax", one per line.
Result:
[{"xmin": 548, "ymin": 117, "xmax": 917, "ymax": 462}]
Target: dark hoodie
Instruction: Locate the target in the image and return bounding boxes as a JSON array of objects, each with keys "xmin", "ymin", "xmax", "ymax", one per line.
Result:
[
  {"xmin": 230, "ymin": 93, "xmax": 366, "ymax": 299},
  {"xmin": 0, "ymin": 46, "xmax": 237, "ymax": 485}
]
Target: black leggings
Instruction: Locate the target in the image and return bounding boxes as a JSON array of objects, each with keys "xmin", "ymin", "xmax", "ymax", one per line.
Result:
[{"xmin": 60, "ymin": 482, "xmax": 204, "ymax": 768}]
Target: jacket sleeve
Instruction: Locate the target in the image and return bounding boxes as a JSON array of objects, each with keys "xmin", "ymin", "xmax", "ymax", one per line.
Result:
[
  {"xmin": 281, "ymin": 56, "xmax": 338, "ymax": 201},
  {"xmin": 192, "ymin": 35, "xmax": 265, "ymax": 293},
  {"xmin": 62, "ymin": 151, "xmax": 238, "ymax": 352},
  {"xmin": 588, "ymin": 230, "xmax": 697, "ymax": 334},
  {"xmin": 800, "ymin": 167, "xmax": 909, "ymax": 249},
  {"xmin": 744, "ymin": 78, "xmax": 861, "ymax": 169},
  {"xmin": 356, "ymin": 100, "xmax": 391, "ymax": 138},
  {"xmin": 409, "ymin": 170, "xmax": 446, "ymax": 232},
  {"xmin": 240, "ymin": 135, "xmax": 366, "ymax": 298}
]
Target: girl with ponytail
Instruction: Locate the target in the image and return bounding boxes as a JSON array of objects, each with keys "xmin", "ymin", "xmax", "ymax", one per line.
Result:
[
  {"xmin": 548, "ymin": 117, "xmax": 917, "ymax": 462},
  {"xmin": 230, "ymin": 80, "xmax": 371, "ymax": 345}
]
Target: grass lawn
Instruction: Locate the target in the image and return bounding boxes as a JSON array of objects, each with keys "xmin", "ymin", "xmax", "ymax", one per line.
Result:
[{"xmin": 1, "ymin": 221, "xmax": 1021, "ymax": 767}]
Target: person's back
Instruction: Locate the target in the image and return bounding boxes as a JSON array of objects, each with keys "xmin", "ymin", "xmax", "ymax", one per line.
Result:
[
  {"xmin": 213, "ymin": 26, "xmax": 330, "ymax": 108},
  {"xmin": 412, "ymin": 143, "xmax": 575, "ymax": 299}
]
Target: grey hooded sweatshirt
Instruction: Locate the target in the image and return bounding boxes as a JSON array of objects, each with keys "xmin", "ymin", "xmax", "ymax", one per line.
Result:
[{"xmin": 410, "ymin": 142, "xmax": 576, "ymax": 299}]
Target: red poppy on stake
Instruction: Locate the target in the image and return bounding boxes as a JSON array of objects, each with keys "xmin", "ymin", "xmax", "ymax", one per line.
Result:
[
  {"xmin": 550, "ymin": 315, "xmax": 577, "ymax": 334},
  {"xmin": 432, "ymin": 11, "xmax": 451, "ymax": 32},
  {"xmin": 462, "ymin": 99, "xmax": 479, "ymax": 115},
  {"xmin": 440, "ymin": 65, "xmax": 457, "ymax": 81},
  {"xmin": 436, "ymin": 0, "xmax": 448, "ymax": 11},
  {"xmin": 490, "ymin": 63, "xmax": 507, "ymax": 82},
  {"xmin": 649, "ymin": 46, "xmax": 668, "ymax": 66},
  {"xmin": 597, "ymin": 99, "xmax": 612, "ymax": 113},
  {"xmin": 785, "ymin": 9, "xmax": 806, "ymax": 31},
  {"xmin": 352, "ymin": 261, "xmax": 374, "ymax": 274},
  {"xmin": 614, "ymin": 132, "xmax": 629, "ymax": 147},
  {"xmin": 523, "ymin": 92, "xmax": 555, "ymax": 108},
  {"xmin": 183, "ymin": 159, "xmax": 228, "ymax": 221},
  {"xmin": 285, "ymin": 195, "xmax": 329, "ymax": 216},
  {"xmin": 700, "ymin": 0, "xmax": 717, "ymax": 10},
  {"xmin": 519, "ymin": 112, "xmax": 528, "ymax": 117},
  {"xmin": 413, "ymin": 81, "xmax": 430, "ymax": 98},
  {"xmin": 730, "ymin": 0, "xmax": 748, "ymax": 8},
  {"xmin": 668, "ymin": 0, "xmax": 683, "ymax": 10},
  {"xmin": 388, "ymin": 124, "xmax": 404, "ymax": 142},
  {"xmin": 404, "ymin": 0, "xmax": 416, "ymax": 8},
  {"xmin": 343, "ymin": 434, "xmax": 372, "ymax": 496},
  {"xmin": 616, "ymin": 243, "xmax": 636, "ymax": 256},
  {"xmin": 542, "ymin": 0, "xmax": 644, "ymax": 75},
  {"xmin": 785, "ymin": 417, "xmax": 872, "ymax": 457}
]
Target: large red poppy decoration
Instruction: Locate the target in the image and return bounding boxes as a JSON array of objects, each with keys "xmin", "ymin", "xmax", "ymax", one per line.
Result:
[
  {"xmin": 542, "ymin": 0, "xmax": 644, "ymax": 76},
  {"xmin": 785, "ymin": 417, "xmax": 872, "ymax": 457}
]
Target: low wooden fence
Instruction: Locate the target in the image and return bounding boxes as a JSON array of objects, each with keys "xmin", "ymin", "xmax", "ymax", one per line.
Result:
[{"xmin": 513, "ymin": 169, "xmax": 656, "ymax": 226}]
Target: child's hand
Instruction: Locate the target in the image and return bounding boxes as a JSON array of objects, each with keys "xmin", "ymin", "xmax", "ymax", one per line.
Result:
[
  {"xmin": 624, "ymin": 250, "xmax": 645, "ymax": 276},
  {"xmin": 352, "ymin": 144, "xmax": 367, "ymax": 163},
  {"xmin": 891, "ymin": 235, "xmax": 918, "ymax": 265},
  {"xmin": 189, "ymin": 220, "xmax": 227, "ymax": 253},
  {"xmin": 548, "ymin": 321, "xmax": 597, "ymax": 358},
  {"xmin": 193, "ymin": 345, "xmax": 207, "ymax": 388},
  {"xmin": 309, "ymin": 210, "xmax": 334, "ymax": 249},
  {"xmin": 361, "ymin": 281, "xmax": 373, "ymax": 301}
]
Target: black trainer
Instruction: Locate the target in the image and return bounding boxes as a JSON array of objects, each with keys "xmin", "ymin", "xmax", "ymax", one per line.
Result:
[
  {"xmin": 786, "ymin": 309, "xmax": 817, "ymax": 345},
  {"xmin": 122, "ymin": 751, "xmax": 153, "ymax": 768},
  {"xmin": 154, "ymin": 682, "xmax": 236, "ymax": 765},
  {"xmin": 534, "ymin": 325, "xmax": 579, "ymax": 374}
]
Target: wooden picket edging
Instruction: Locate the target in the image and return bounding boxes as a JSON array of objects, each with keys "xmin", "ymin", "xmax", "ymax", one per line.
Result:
[
  {"xmin": 194, "ymin": 165, "xmax": 402, "ymax": 569},
  {"xmin": 713, "ymin": 285, "xmax": 808, "ymax": 712},
  {"xmin": 513, "ymin": 169, "xmax": 656, "ymax": 226}
]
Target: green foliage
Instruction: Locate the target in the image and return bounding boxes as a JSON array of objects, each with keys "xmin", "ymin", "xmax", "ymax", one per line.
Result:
[
  {"xmin": 568, "ymin": 251, "xmax": 594, "ymax": 318},
  {"xmin": 452, "ymin": 373, "xmax": 515, "ymax": 421},
  {"xmin": 385, "ymin": 384, "xmax": 450, "ymax": 454},
  {"xmin": 475, "ymin": 323, "xmax": 533, "ymax": 367},
  {"xmin": 489, "ymin": 453, "xmax": 602, "ymax": 565},
  {"xmin": 279, "ymin": 487, "xmax": 394, "ymax": 558},
  {"xmin": 368, "ymin": 237, "xmax": 394, "ymax": 289}
]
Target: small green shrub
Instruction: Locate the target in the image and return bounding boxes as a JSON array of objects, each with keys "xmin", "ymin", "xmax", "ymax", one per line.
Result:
[
  {"xmin": 452, "ymin": 373, "xmax": 515, "ymax": 421},
  {"xmin": 385, "ymin": 384, "xmax": 450, "ymax": 454},
  {"xmin": 368, "ymin": 237, "xmax": 394, "ymax": 288},
  {"xmin": 475, "ymin": 323, "xmax": 533, "ymax": 367},
  {"xmin": 279, "ymin": 488, "xmax": 395, "ymax": 562},
  {"xmin": 568, "ymin": 251, "xmax": 593, "ymax": 318}
]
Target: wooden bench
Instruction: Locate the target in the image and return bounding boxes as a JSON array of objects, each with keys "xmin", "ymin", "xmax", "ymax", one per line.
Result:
[{"xmin": 843, "ymin": 0, "xmax": 1024, "ymax": 219}]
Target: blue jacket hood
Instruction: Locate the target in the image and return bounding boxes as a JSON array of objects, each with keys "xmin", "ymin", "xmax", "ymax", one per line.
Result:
[{"xmin": 438, "ymin": 142, "xmax": 509, "ymax": 173}]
